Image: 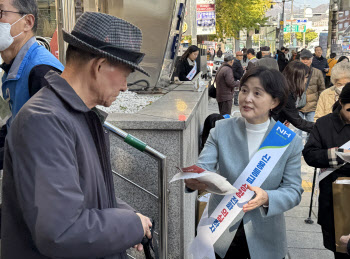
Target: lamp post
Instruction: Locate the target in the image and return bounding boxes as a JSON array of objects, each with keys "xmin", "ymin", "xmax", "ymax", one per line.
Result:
[
  {"xmin": 331, "ymin": 0, "xmax": 339, "ymax": 53},
  {"xmin": 279, "ymin": 0, "xmax": 285, "ymax": 49}
]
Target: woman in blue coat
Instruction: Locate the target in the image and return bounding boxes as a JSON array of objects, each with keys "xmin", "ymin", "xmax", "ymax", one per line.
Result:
[{"xmin": 186, "ymin": 67, "xmax": 303, "ymax": 259}]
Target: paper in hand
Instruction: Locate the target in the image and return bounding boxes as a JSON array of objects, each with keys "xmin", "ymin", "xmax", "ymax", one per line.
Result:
[
  {"xmin": 336, "ymin": 151, "xmax": 350, "ymax": 163},
  {"xmin": 170, "ymin": 165, "xmax": 238, "ymax": 195}
]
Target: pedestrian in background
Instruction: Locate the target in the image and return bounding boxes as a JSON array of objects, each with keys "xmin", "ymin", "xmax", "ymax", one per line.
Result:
[
  {"xmin": 315, "ymin": 61, "xmax": 350, "ymax": 121},
  {"xmin": 277, "ymin": 46, "xmax": 289, "ymax": 72},
  {"xmin": 217, "ymin": 46, "xmax": 223, "ymax": 58},
  {"xmin": 273, "ymin": 61, "xmax": 314, "ymax": 133},
  {"xmin": 303, "ymin": 84, "xmax": 350, "ymax": 259},
  {"xmin": 241, "ymin": 48, "xmax": 249, "ymax": 70},
  {"xmin": 175, "ymin": 45, "xmax": 200, "ymax": 81},
  {"xmin": 215, "ymin": 53, "xmax": 239, "ymax": 115},
  {"xmin": 298, "ymin": 49, "xmax": 325, "ymax": 140},
  {"xmin": 246, "ymin": 48, "xmax": 258, "ymax": 71},
  {"xmin": 255, "ymin": 46, "xmax": 279, "ymax": 70},
  {"xmin": 312, "ymin": 46, "xmax": 329, "ymax": 79},
  {"xmin": 326, "ymin": 53, "xmax": 337, "ymax": 88}
]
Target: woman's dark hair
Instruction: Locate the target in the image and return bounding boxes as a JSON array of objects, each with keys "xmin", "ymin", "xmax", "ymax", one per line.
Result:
[
  {"xmin": 201, "ymin": 113, "xmax": 225, "ymax": 151},
  {"xmin": 282, "ymin": 61, "xmax": 310, "ymax": 98},
  {"xmin": 240, "ymin": 66, "xmax": 289, "ymax": 114},
  {"xmin": 330, "ymin": 53, "xmax": 336, "ymax": 59},
  {"xmin": 337, "ymin": 56, "xmax": 349, "ymax": 64},
  {"xmin": 180, "ymin": 45, "xmax": 200, "ymax": 61}
]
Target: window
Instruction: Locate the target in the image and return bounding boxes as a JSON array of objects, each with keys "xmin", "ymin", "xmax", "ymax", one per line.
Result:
[
  {"xmin": 345, "ymin": 22, "xmax": 349, "ymax": 28},
  {"xmin": 346, "ymin": 11, "xmax": 349, "ymax": 16},
  {"xmin": 339, "ymin": 23, "xmax": 344, "ymax": 29},
  {"xmin": 340, "ymin": 12, "xmax": 344, "ymax": 17}
]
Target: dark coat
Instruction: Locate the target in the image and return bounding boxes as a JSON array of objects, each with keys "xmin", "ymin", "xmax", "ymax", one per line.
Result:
[
  {"xmin": 216, "ymin": 63, "xmax": 239, "ymax": 102},
  {"xmin": 273, "ymin": 93, "xmax": 314, "ymax": 132},
  {"xmin": 176, "ymin": 58, "xmax": 198, "ymax": 81},
  {"xmin": 302, "ymin": 108, "xmax": 350, "ymax": 252},
  {"xmin": 232, "ymin": 58, "xmax": 244, "ymax": 81},
  {"xmin": 277, "ymin": 51, "xmax": 288, "ymax": 72},
  {"xmin": 312, "ymin": 56, "xmax": 329, "ymax": 78},
  {"xmin": 1, "ymin": 72, "xmax": 144, "ymax": 259}
]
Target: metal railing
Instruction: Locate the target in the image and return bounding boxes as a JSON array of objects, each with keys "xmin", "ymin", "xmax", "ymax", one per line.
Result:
[{"xmin": 103, "ymin": 121, "xmax": 168, "ymax": 259}]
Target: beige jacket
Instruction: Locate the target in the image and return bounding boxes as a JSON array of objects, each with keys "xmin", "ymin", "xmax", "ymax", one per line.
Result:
[
  {"xmin": 314, "ymin": 86, "xmax": 339, "ymax": 121},
  {"xmin": 300, "ymin": 68, "xmax": 325, "ymax": 113}
]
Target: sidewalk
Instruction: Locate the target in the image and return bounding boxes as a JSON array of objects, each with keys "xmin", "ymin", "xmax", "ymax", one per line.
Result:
[{"xmin": 207, "ymin": 98, "xmax": 333, "ymax": 259}]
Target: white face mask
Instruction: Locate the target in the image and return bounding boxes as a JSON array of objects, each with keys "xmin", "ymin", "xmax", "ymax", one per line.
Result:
[{"xmin": 0, "ymin": 15, "xmax": 26, "ymax": 52}]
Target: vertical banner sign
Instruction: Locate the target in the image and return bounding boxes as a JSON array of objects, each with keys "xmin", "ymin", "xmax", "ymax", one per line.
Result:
[{"xmin": 196, "ymin": 0, "xmax": 216, "ymax": 35}]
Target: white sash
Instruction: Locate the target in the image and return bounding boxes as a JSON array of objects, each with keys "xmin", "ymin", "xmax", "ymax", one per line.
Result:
[
  {"xmin": 318, "ymin": 140, "xmax": 350, "ymax": 183},
  {"xmin": 189, "ymin": 121, "xmax": 296, "ymax": 259},
  {"xmin": 186, "ymin": 61, "xmax": 197, "ymax": 80}
]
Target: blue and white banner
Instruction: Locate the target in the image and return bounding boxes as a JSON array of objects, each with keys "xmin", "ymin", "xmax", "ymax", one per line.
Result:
[
  {"xmin": 186, "ymin": 61, "xmax": 197, "ymax": 80},
  {"xmin": 189, "ymin": 121, "xmax": 296, "ymax": 259}
]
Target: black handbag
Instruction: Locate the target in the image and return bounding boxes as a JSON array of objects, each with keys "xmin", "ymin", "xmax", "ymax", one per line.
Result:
[{"xmin": 208, "ymin": 81, "xmax": 216, "ymax": 98}]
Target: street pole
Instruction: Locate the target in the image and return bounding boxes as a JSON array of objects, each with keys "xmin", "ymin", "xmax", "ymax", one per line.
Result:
[
  {"xmin": 279, "ymin": 0, "xmax": 285, "ymax": 49},
  {"xmin": 331, "ymin": 0, "xmax": 339, "ymax": 53},
  {"xmin": 290, "ymin": 0, "xmax": 294, "ymax": 46}
]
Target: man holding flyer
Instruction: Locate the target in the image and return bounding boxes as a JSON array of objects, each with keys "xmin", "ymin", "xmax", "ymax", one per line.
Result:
[{"xmin": 185, "ymin": 67, "xmax": 303, "ymax": 259}]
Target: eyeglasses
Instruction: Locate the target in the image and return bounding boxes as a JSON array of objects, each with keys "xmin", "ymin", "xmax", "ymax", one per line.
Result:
[{"xmin": 0, "ymin": 9, "xmax": 27, "ymax": 20}]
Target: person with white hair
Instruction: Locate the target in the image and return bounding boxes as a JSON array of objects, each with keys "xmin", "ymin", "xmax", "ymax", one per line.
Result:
[{"xmin": 314, "ymin": 61, "xmax": 350, "ymax": 121}]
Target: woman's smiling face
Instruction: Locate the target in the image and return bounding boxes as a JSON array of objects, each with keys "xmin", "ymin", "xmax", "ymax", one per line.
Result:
[{"xmin": 239, "ymin": 77, "xmax": 279, "ymax": 124}]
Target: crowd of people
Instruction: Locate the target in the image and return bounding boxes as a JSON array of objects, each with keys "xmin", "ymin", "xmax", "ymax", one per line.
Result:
[
  {"xmin": 186, "ymin": 44, "xmax": 350, "ymax": 259},
  {"xmin": 0, "ymin": 0, "xmax": 349, "ymax": 258}
]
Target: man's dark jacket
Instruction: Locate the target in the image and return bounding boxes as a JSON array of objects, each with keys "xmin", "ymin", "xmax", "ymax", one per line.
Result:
[
  {"xmin": 277, "ymin": 51, "xmax": 288, "ymax": 72},
  {"xmin": 312, "ymin": 56, "xmax": 329, "ymax": 78},
  {"xmin": 303, "ymin": 108, "xmax": 350, "ymax": 252},
  {"xmin": 216, "ymin": 63, "xmax": 239, "ymax": 102},
  {"xmin": 1, "ymin": 72, "xmax": 144, "ymax": 259},
  {"xmin": 232, "ymin": 58, "xmax": 244, "ymax": 81}
]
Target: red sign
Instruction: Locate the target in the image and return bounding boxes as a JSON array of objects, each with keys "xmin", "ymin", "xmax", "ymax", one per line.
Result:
[{"xmin": 197, "ymin": 4, "xmax": 215, "ymax": 12}]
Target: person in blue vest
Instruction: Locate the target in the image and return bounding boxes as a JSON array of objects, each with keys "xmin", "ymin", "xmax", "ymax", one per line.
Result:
[{"xmin": 0, "ymin": 0, "xmax": 64, "ymax": 169}]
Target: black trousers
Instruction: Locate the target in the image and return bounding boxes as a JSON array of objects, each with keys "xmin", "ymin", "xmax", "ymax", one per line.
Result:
[
  {"xmin": 218, "ymin": 100, "xmax": 233, "ymax": 116},
  {"xmin": 215, "ymin": 221, "xmax": 250, "ymax": 259},
  {"xmin": 334, "ymin": 252, "xmax": 350, "ymax": 259},
  {"xmin": 215, "ymin": 221, "xmax": 286, "ymax": 259}
]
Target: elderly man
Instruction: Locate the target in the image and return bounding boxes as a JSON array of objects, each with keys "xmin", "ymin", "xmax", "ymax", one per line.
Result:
[
  {"xmin": 312, "ymin": 46, "xmax": 329, "ymax": 79},
  {"xmin": 298, "ymin": 49, "xmax": 325, "ymax": 140},
  {"xmin": 216, "ymin": 53, "xmax": 240, "ymax": 115},
  {"xmin": 255, "ymin": 46, "xmax": 279, "ymax": 70},
  {"xmin": 1, "ymin": 12, "xmax": 152, "ymax": 258},
  {"xmin": 246, "ymin": 48, "xmax": 257, "ymax": 71},
  {"xmin": 0, "ymin": 0, "xmax": 64, "ymax": 168}
]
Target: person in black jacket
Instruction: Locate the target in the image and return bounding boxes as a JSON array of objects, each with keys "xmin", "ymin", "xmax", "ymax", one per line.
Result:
[
  {"xmin": 232, "ymin": 51, "xmax": 244, "ymax": 105},
  {"xmin": 175, "ymin": 45, "xmax": 200, "ymax": 81},
  {"xmin": 273, "ymin": 61, "xmax": 314, "ymax": 132},
  {"xmin": 277, "ymin": 47, "xmax": 289, "ymax": 72},
  {"xmin": 312, "ymin": 46, "xmax": 329, "ymax": 79},
  {"xmin": 303, "ymin": 83, "xmax": 350, "ymax": 259}
]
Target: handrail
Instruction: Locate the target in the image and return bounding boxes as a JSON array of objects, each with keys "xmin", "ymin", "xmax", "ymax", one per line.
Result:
[{"xmin": 103, "ymin": 121, "xmax": 168, "ymax": 259}]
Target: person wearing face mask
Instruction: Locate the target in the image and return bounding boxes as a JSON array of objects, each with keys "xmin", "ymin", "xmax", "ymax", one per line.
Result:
[
  {"xmin": 0, "ymin": 0, "xmax": 64, "ymax": 169},
  {"xmin": 303, "ymin": 83, "xmax": 350, "ymax": 259},
  {"xmin": 314, "ymin": 62, "xmax": 350, "ymax": 121}
]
